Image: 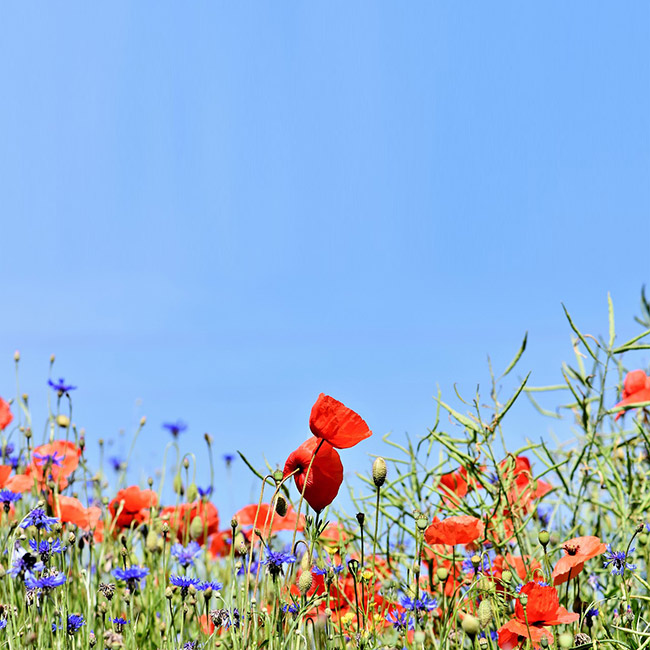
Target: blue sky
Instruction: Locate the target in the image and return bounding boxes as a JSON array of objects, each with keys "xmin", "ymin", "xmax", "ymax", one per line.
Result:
[{"xmin": 1, "ymin": 3, "xmax": 649, "ymax": 517}]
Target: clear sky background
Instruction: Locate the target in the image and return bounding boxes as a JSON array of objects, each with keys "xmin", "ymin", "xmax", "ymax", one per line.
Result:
[{"xmin": 1, "ymin": 3, "xmax": 649, "ymax": 519}]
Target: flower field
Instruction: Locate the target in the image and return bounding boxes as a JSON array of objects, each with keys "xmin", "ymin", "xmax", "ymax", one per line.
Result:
[{"xmin": 2, "ymin": 295, "xmax": 650, "ymax": 650}]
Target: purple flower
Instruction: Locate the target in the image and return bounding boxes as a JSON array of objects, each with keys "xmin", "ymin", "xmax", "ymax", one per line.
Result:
[
  {"xmin": 66, "ymin": 614, "xmax": 85, "ymax": 635},
  {"xmin": 198, "ymin": 581, "xmax": 222, "ymax": 592},
  {"xmin": 604, "ymin": 544, "xmax": 636, "ymax": 576},
  {"xmin": 198, "ymin": 486, "xmax": 213, "ymax": 498},
  {"xmin": 171, "ymin": 541, "xmax": 202, "ymax": 568},
  {"xmin": 20, "ymin": 508, "xmax": 58, "ymax": 532},
  {"xmin": 386, "ymin": 610, "xmax": 414, "ymax": 631},
  {"xmin": 25, "ymin": 571, "xmax": 67, "ymax": 589},
  {"xmin": 48, "ymin": 378, "xmax": 77, "ymax": 393},
  {"xmin": 223, "ymin": 454, "xmax": 236, "ymax": 465},
  {"xmin": 33, "ymin": 451, "xmax": 63, "ymax": 468},
  {"xmin": 112, "ymin": 566, "xmax": 149, "ymax": 590},
  {"xmin": 162, "ymin": 420, "xmax": 188, "ymax": 437},
  {"xmin": 263, "ymin": 549, "xmax": 296, "ymax": 578}
]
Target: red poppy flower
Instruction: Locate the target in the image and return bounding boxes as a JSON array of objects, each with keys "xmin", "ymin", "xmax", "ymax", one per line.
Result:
[
  {"xmin": 424, "ymin": 515, "xmax": 484, "ymax": 546},
  {"xmin": 108, "ymin": 486, "xmax": 158, "ymax": 529},
  {"xmin": 551, "ymin": 535, "xmax": 606, "ymax": 585},
  {"xmin": 497, "ymin": 581, "xmax": 578, "ymax": 649},
  {"xmin": 320, "ymin": 522, "xmax": 348, "ymax": 549},
  {"xmin": 235, "ymin": 503, "xmax": 305, "ymax": 538},
  {"xmin": 499, "ymin": 456, "xmax": 552, "ymax": 513},
  {"xmin": 614, "ymin": 370, "xmax": 650, "ymax": 420},
  {"xmin": 0, "ymin": 398, "xmax": 12, "ymax": 431},
  {"xmin": 27, "ymin": 440, "xmax": 81, "ymax": 491},
  {"xmin": 161, "ymin": 500, "xmax": 220, "ymax": 544},
  {"xmin": 51, "ymin": 493, "xmax": 102, "ymax": 530},
  {"xmin": 309, "ymin": 394, "xmax": 371, "ymax": 449},
  {"xmin": 438, "ymin": 468, "xmax": 470, "ymax": 505},
  {"xmin": 283, "ymin": 437, "xmax": 343, "ymax": 512},
  {"xmin": 0, "ymin": 465, "xmax": 32, "ymax": 493},
  {"xmin": 209, "ymin": 530, "xmax": 232, "ymax": 558}
]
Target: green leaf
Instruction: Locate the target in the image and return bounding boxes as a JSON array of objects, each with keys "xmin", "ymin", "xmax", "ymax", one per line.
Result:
[
  {"xmin": 562, "ymin": 303, "xmax": 599, "ymax": 362},
  {"xmin": 500, "ymin": 332, "xmax": 528, "ymax": 378}
]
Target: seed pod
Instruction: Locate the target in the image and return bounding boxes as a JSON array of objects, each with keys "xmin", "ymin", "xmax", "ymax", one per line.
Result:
[
  {"xmin": 501, "ymin": 570, "xmax": 512, "ymax": 584},
  {"xmin": 436, "ymin": 567, "xmax": 449, "ymax": 582},
  {"xmin": 275, "ymin": 495, "xmax": 288, "ymax": 517},
  {"xmin": 478, "ymin": 599, "xmax": 493, "ymax": 628},
  {"xmin": 189, "ymin": 515, "xmax": 204, "ymax": 540},
  {"xmin": 372, "ymin": 457, "xmax": 387, "ymax": 488},
  {"xmin": 173, "ymin": 474, "xmax": 183, "ymax": 495},
  {"xmin": 461, "ymin": 614, "xmax": 480, "ymax": 637},
  {"xmin": 186, "ymin": 483, "xmax": 198, "ymax": 503},
  {"xmin": 298, "ymin": 570, "xmax": 313, "ymax": 595},
  {"xmin": 538, "ymin": 530, "xmax": 550, "ymax": 547}
]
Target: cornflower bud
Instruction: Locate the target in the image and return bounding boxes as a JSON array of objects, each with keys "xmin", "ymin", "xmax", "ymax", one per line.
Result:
[
  {"xmin": 140, "ymin": 416, "xmax": 147, "ymax": 426},
  {"xmin": 372, "ymin": 456, "xmax": 388, "ymax": 487}
]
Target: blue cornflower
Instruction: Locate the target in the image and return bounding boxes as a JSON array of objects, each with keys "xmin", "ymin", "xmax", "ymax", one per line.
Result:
[
  {"xmin": 10, "ymin": 547, "xmax": 44, "ymax": 577},
  {"xmin": 25, "ymin": 571, "xmax": 66, "ymax": 589},
  {"xmin": 263, "ymin": 549, "xmax": 296, "ymax": 578},
  {"xmin": 537, "ymin": 505, "xmax": 552, "ymax": 528},
  {"xmin": 66, "ymin": 614, "xmax": 85, "ymax": 635},
  {"xmin": 0, "ymin": 490, "xmax": 21, "ymax": 510},
  {"xmin": 33, "ymin": 451, "xmax": 63, "ymax": 467},
  {"xmin": 480, "ymin": 631, "xmax": 499, "ymax": 642},
  {"xmin": 603, "ymin": 544, "xmax": 636, "ymax": 576},
  {"xmin": 197, "ymin": 581, "xmax": 222, "ymax": 592},
  {"xmin": 182, "ymin": 643, "xmax": 200, "ymax": 650},
  {"xmin": 386, "ymin": 610, "xmax": 414, "ymax": 631},
  {"xmin": 223, "ymin": 454, "xmax": 236, "ymax": 465},
  {"xmin": 29, "ymin": 539, "xmax": 65, "ymax": 561},
  {"xmin": 0, "ymin": 620, "xmax": 6, "ymax": 630},
  {"xmin": 170, "ymin": 541, "xmax": 202, "ymax": 568},
  {"xmin": 7, "ymin": 454, "xmax": 21, "ymax": 470},
  {"xmin": 312, "ymin": 562, "xmax": 344, "ymax": 576},
  {"xmin": 587, "ymin": 573, "xmax": 600, "ymax": 591},
  {"xmin": 399, "ymin": 592, "xmax": 437, "ymax": 612},
  {"xmin": 112, "ymin": 617, "xmax": 129, "ymax": 632},
  {"xmin": 48, "ymin": 378, "xmax": 77, "ymax": 393},
  {"xmin": 108, "ymin": 456, "xmax": 123, "ymax": 472},
  {"xmin": 170, "ymin": 575, "xmax": 201, "ymax": 598},
  {"xmin": 198, "ymin": 486, "xmax": 213, "ymax": 498},
  {"xmin": 162, "ymin": 420, "xmax": 188, "ymax": 437},
  {"xmin": 1, "ymin": 443, "xmax": 14, "ymax": 457},
  {"xmin": 20, "ymin": 508, "xmax": 58, "ymax": 532},
  {"xmin": 112, "ymin": 566, "xmax": 149, "ymax": 590},
  {"xmin": 237, "ymin": 557, "xmax": 259, "ymax": 576},
  {"xmin": 282, "ymin": 602, "xmax": 300, "ymax": 615}
]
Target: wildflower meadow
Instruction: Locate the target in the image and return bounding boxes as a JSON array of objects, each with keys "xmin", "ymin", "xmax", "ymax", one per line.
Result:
[{"xmin": 2, "ymin": 292, "xmax": 650, "ymax": 650}]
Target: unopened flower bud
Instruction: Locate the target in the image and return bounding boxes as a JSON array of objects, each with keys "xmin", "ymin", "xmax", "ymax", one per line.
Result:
[
  {"xmin": 538, "ymin": 530, "xmax": 550, "ymax": 548},
  {"xmin": 501, "ymin": 570, "xmax": 512, "ymax": 584},
  {"xmin": 186, "ymin": 483, "xmax": 198, "ymax": 503},
  {"xmin": 372, "ymin": 457, "xmax": 387, "ymax": 488},
  {"xmin": 56, "ymin": 414, "xmax": 70, "ymax": 428},
  {"xmin": 13, "ymin": 350, "xmax": 20, "ymax": 362},
  {"xmin": 182, "ymin": 458, "xmax": 190, "ymax": 470},
  {"xmin": 639, "ymin": 533, "xmax": 648, "ymax": 546},
  {"xmin": 558, "ymin": 632, "xmax": 573, "ymax": 649},
  {"xmin": 478, "ymin": 600, "xmax": 493, "ymax": 628},
  {"xmin": 298, "ymin": 570, "xmax": 313, "ymax": 595},
  {"xmin": 165, "ymin": 587, "xmax": 173, "ymax": 600},
  {"xmin": 461, "ymin": 614, "xmax": 480, "ymax": 637},
  {"xmin": 140, "ymin": 416, "xmax": 146, "ymax": 426},
  {"xmin": 275, "ymin": 495, "xmax": 288, "ymax": 517},
  {"xmin": 173, "ymin": 474, "xmax": 183, "ymax": 495},
  {"xmin": 301, "ymin": 551, "xmax": 311, "ymax": 572},
  {"xmin": 356, "ymin": 512, "xmax": 365, "ymax": 526},
  {"xmin": 189, "ymin": 515, "xmax": 204, "ymax": 540},
  {"xmin": 146, "ymin": 530, "xmax": 158, "ymax": 553},
  {"xmin": 204, "ymin": 432, "xmax": 213, "ymax": 445}
]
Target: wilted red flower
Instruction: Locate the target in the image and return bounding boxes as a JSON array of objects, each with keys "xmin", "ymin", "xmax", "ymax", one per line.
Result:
[
  {"xmin": 0, "ymin": 465, "xmax": 32, "ymax": 493},
  {"xmin": 283, "ymin": 437, "xmax": 343, "ymax": 512},
  {"xmin": 235, "ymin": 503, "xmax": 305, "ymax": 537},
  {"xmin": 108, "ymin": 486, "xmax": 158, "ymax": 529},
  {"xmin": 0, "ymin": 398, "xmax": 12, "ymax": 431},
  {"xmin": 498, "ymin": 581, "xmax": 578, "ymax": 649},
  {"xmin": 27, "ymin": 440, "xmax": 81, "ymax": 490},
  {"xmin": 551, "ymin": 535, "xmax": 607, "ymax": 585},
  {"xmin": 309, "ymin": 394, "xmax": 371, "ymax": 449},
  {"xmin": 161, "ymin": 500, "xmax": 220, "ymax": 544},
  {"xmin": 424, "ymin": 515, "xmax": 484, "ymax": 546},
  {"xmin": 614, "ymin": 370, "xmax": 650, "ymax": 420}
]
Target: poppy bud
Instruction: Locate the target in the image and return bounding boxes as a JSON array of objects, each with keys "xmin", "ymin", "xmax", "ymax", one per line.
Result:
[
  {"xmin": 301, "ymin": 551, "xmax": 311, "ymax": 572},
  {"xmin": 146, "ymin": 530, "xmax": 158, "ymax": 553},
  {"xmin": 478, "ymin": 600, "xmax": 492, "ymax": 628},
  {"xmin": 13, "ymin": 350, "xmax": 20, "ymax": 362},
  {"xmin": 436, "ymin": 567, "xmax": 449, "ymax": 582},
  {"xmin": 56, "ymin": 415, "xmax": 70, "ymax": 428},
  {"xmin": 639, "ymin": 533, "xmax": 648, "ymax": 546},
  {"xmin": 501, "ymin": 570, "xmax": 512, "ymax": 584},
  {"xmin": 538, "ymin": 530, "xmax": 550, "ymax": 548},
  {"xmin": 165, "ymin": 587, "xmax": 173, "ymax": 600},
  {"xmin": 558, "ymin": 632, "xmax": 573, "ymax": 649},
  {"xmin": 275, "ymin": 495, "xmax": 288, "ymax": 517},
  {"xmin": 189, "ymin": 515, "xmax": 204, "ymax": 540},
  {"xmin": 50, "ymin": 354, "xmax": 55, "ymax": 363},
  {"xmin": 461, "ymin": 614, "xmax": 480, "ymax": 637},
  {"xmin": 22, "ymin": 393, "xmax": 28, "ymax": 404},
  {"xmin": 298, "ymin": 570, "xmax": 313, "ymax": 595},
  {"xmin": 147, "ymin": 477, "xmax": 154, "ymax": 488},
  {"xmin": 139, "ymin": 416, "xmax": 146, "ymax": 426},
  {"xmin": 204, "ymin": 432, "xmax": 213, "ymax": 445},
  {"xmin": 173, "ymin": 474, "xmax": 183, "ymax": 495},
  {"xmin": 372, "ymin": 457, "xmax": 387, "ymax": 487},
  {"xmin": 182, "ymin": 458, "xmax": 190, "ymax": 470},
  {"xmin": 187, "ymin": 483, "xmax": 198, "ymax": 503}
]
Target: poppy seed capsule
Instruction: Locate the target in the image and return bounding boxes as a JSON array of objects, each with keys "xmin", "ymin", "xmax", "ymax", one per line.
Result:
[
  {"xmin": 275, "ymin": 495, "xmax": 288, "ymax": 517},
  {"xmin": 372, "ymin": 457, "xmax": 387, "ymax": 487},
  {"xmin": 415, "ymin": 513, "xmax": 429, "ymax": 531},
  {"xmin": 478, "ymin": 600, "xmax": 493, "ymax": 628},
  {"xmin": 189, "ymin": 515, "xmax": 204, "ymax": 540},
  {"xmin": 462, "ymin": 614, "xmax": 480, "ymax": 637},
  {"xmin": 519, "ymin": 593, "xmax": 528, "ymax": 606},
  {"xmin": 298, "ymin": 570, "xmax": 313, "ymax": 595},
  {"xmin": 436, "ymin": 567, "xmax": 449, "ymax": 582},
  {"xmin": 538, "ymin": 530, "xmax": 550, "ymax": 547},
  {"xmin": 501, "ymin": 570, "xmax": 512, "ymax": 584}
]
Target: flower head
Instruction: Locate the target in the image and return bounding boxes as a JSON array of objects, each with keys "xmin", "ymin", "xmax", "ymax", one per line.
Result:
[
  {"xmin": 603, "ymin": 544, "xmax": 636, "ymax": 576},
  {"xmin": 263, "ymin": 549, "xmax": 296, "ymax": 578},
  {"xmin": 551, "ymin": 536, "xmax": 607, "ymax": 585},
  {"xmin": 309, "ymin": 394, "xmax": 372, "ymax": 449},
  {"xmin": 424, "ymin": 515, "xmax": 484, "ymax": 546},
  {"xmin": 20, "ymin": 508, "xmax": 58, "ymax": 532},
  {"xmin": 0, "ymin": 398, "xmax": 12, "ymax": 431},
  {"xmin": 171, "ymin": 541, "xmax": 202, "ymax": 568},
  {"xmin": 162, "ymin": 420, "xmax": 188, "ymax": 437},
  {"xmin": 386, "ymin": 610, "xmax": 415, "ymax": 631},
  {"xmin": 112, "ymin": 566, "xmax": 149, "ymax": 590},
  {"xmin": 66, "ymin": 614, "xmax": 85, "ymax": 635},
  {"xmin": 198, "ymin": 581, "xmax": 222, "ymax": 592},
  {"xmin": 25, "ymin": 571, "xmax": 67, "ymax": 590},
  {"xmin": 283, "ymin": 438, "xmax": 343, "ymax": 512},
  {"xmin": 48, "ymin": 378, "xmax": 77, "ymax": 394}
]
